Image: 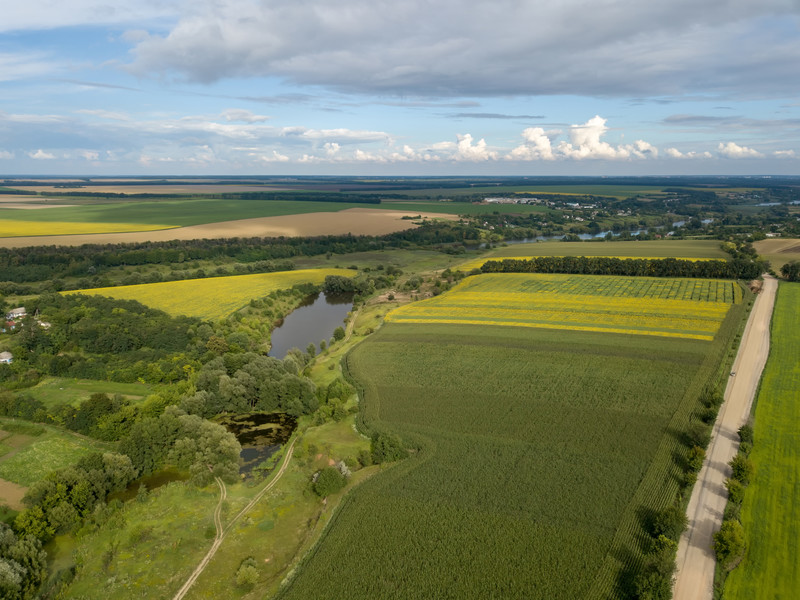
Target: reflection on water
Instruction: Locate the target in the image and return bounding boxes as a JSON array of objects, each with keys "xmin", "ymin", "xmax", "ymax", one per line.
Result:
[
  {"xmin": 269, "ymin": 291, "xmax": 353, "ymax": 359},
  {"xmin": 217, "ymin": 412, "xmax": 297, "ymax": 476}
]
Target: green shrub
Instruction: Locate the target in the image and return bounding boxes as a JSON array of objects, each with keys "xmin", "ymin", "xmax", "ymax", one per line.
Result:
[
  {"xmin": 713, "ymin": 520, "xmax": 745, "ymax": 569},
  {"xmin": 729, "ymin": 454, "xmax": 753, "ymax": 485},
  {"xmin": 313, "ymin": 467, "xmax": 346, "ymax": 498}
]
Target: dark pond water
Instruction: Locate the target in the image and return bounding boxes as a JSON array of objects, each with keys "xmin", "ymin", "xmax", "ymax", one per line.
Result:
[
  {"xmin": 110, "ymin": 467, "xmax": 190, "ymax": 502},
  {"xmin": 217, "ymin": 412, "xmax": 297, "ymax": 476},
  {"xmin": 268, "ymin": 291, "xmax": 353, "ymax": 359}
]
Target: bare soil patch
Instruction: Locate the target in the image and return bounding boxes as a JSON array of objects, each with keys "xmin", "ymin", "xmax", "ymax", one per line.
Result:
[
  {"xmin": 0, "ymin": 478, "xmax": 27, "ymax": 510},
  {"xmin": 0, "ymin": 208, "xmax": 457, "ymax": 248},
  {"xmin": 0, "ymin": 202, "xmax": 77, "ymax": 209}
]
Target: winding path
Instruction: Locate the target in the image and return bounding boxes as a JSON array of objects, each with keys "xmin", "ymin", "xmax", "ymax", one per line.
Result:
[
  {"xmin": 672, "ymin": 276, "xmax": 777, "ymax": 600},
  {"xmin": 172, "ymin": 437, "xmax": 297, "ymax": 600}
]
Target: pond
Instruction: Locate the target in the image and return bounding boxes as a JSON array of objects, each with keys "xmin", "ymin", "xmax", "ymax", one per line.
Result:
[
  {"xmin": 216, "ymin": 412, "xmax": 297, "ymax": 477},
  {"xmin": 268, "ymin": 291, "xmax": 353, "ymax": 359},
  {"xmin": 109, "ymin": 467, "xmax": 190, "ymax": 502}
]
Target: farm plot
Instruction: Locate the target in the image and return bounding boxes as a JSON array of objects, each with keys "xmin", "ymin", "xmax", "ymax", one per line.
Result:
[
  {"xmin": 386, "ymin": 273, "xmax": 740, "ymax": 340},
  {"xmin": 69, "ymin": 268, "xmax": 355, "ymax": 320},
  {"xmin": 0, "ymin": 420, "xmax": 102, "ymax": 487},
  {"xmin": 0, "ymin": 219, "xmax": 176, "ymax": 237},
  {"xmin": 725, "ymin": 282, "xmax": 800, "ymax": 599},
  {"xmin": 279, "ymin": 307, "xmax": 745, "ymax": 600}
]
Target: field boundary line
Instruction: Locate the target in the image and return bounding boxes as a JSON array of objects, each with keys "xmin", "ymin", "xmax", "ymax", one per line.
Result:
[{"xmin": 172, "ymin": 437, "xmax": 297, "ymax": 600}]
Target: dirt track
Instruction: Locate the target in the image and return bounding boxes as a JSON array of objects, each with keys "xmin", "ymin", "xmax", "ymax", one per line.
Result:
[
  {"xmin": 172, "ymin": 437, "xmax": 297, "ymax": 600},
  {"xmin": 0, "ymin": 208, "xmax": 456, "ymax": 248},
  {"xmin": 672, "ymin": 275, "xmax": 777, "ymax": 600}
]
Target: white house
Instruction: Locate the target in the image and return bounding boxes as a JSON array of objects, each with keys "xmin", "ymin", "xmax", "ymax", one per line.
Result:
[{"xmin": 6, "ymin": 307, "xmax": 26, "ymax": 320}]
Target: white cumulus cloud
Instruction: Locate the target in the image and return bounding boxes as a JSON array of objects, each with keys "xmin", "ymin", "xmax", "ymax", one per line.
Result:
[
  {"xmin": 455, "ymin": 134, "xmax": 497, "ymax": 161},
  {"xmin": 556, "ymin": 116, "xmax": 657, "ymax": 160},
  {"xmin": 717, "ymin": 141, "xmax": 763, "ymax": 158},
  {"xmin": 29, "ymin": 149, "xmax": 56, "ymax": 159},
  {"xmin": 507, "ymin": 127, "xmax": 556, "ymax": 161}
]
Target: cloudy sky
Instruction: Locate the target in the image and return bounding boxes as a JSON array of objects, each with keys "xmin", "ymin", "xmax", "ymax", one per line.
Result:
[{"xmin": 2, "ymin": 0, "xmax": 799, "ymax": 175}]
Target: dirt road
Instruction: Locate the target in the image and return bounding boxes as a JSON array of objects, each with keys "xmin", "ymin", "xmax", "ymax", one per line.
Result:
[
  {"xmin": 172, "ymin": 437, "xmax": 297, "ymax": 600},
  {"xmin": 672, "ymin": 276, "xmax": 777, "ymax": 600}
]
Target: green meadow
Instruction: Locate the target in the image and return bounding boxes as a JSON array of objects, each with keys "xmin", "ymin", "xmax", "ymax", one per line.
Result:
[{"xmin": 724, "ymin": 282, "xmax": 800, "ymax": 599}]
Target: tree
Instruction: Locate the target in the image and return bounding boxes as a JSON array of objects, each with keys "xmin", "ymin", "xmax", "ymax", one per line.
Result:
[
  {"xmin": 780, "ymin": 260, "xmax": 800, "ymax": 281},
  {"xmin": 634, "ymin": 535, "xmax": 677, "ymax": 600},
  {"xmin": 371, "ymin": 432, "xmax": 408, "ymax": 464},
  {"xmin": 332, "ymin": 326, "xmax": 345, "ymax": 342},
  {"xmin": 713, "ymin": 520, "xmax": 745, "ymax": 568},
  {"xmin": 168, "ymin": 415, "xmax": 241, "ymax": 486},
  {"xmin": 729, "ymin": 454, "xmax": 754, "ymax": 485},
  {"xmin": 651, "ymin": 505, "xmax": 688, "ymax": 541},
  {"xmin": 313, "ymin": 467, "xmax": 346, "ymax": 498}
]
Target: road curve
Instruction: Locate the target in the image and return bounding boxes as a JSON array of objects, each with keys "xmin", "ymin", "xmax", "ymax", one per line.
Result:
[
  {"xmin": 672, "ymin": 276, "xmax": 777, "ymax": 600},
  {"xmin": 172, "ymin": 437, "xmax": 297, "ymax": 600}
]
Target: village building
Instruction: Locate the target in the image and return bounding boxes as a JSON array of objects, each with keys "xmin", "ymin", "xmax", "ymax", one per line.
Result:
[{"xmin": 6, "ymin": 307, "xmax": 26, "ymax": 321}]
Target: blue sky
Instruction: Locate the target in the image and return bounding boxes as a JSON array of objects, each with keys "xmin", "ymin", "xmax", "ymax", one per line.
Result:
[{"xmin": 1, "ymin": 0, "xmax": 799, "ymax": 176}]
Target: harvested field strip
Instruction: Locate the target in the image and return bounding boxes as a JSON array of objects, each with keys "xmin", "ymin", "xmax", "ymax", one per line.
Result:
[
  {"xmin": 0, "ymin": 219, "xmax": 176, "ymax": 237},
  {"xmin": 725, "ymin": 282, "xmax": 800, "ymax": 599},
  {"xmin": 68, "ymin": 268, "xmax": 355, "ymax": 320},
  {"xmin": 386, "ymin": 274, "xmax": 738, "ymax": 340}
]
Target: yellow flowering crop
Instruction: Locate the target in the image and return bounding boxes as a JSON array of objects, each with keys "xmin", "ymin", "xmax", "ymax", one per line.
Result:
[
  {"xmin": 387, "ymin": 273, "xmax": 738, "ymax": 340},
  {"xmin": 68, "ymin": 268, "xmax": 355, "ymax": 320},
  {"xmin": 0, "ymin": 220, "xmax": 177, "ymax": 237}
]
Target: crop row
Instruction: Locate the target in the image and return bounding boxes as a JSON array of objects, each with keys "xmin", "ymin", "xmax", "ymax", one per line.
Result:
[
  {"xmin": 386, "ymin": 274, "xmax": 737, "ymax": 340},
  {"xmin": 279, "ymin": 322, "xmax": 736, "ymax": 600}
]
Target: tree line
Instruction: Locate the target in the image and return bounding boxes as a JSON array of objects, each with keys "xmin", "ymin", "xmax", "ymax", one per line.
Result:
[
  {"xmin": 0, "ymin": 223, "xmax": 480, "ymax": 292},
  {"xmin": 480, "ymin": 256, "xmax": 766, "ymax": 280}
]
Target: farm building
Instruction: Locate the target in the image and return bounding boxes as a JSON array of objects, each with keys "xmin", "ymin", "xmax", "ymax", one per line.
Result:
[{"xmin": 5, "ymin": 307, "xmax": 26, "ymax": 320}]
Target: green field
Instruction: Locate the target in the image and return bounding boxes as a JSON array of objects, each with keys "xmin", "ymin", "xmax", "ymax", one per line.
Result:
[
  {"xmin": 386, "ymin": 184, "xmax": 668, "ymax": 199},
  {"xmin": 0, "ymin": 420, "xmax": 103, "ymax": 486},
  {"xmin": 26, "ymin": 377, "xmax": 153, "ymax": 408},
  {"xmin": 68, "ymin": 268, "xmax": 355, "ymax": 320},
  {"xmin": 485, "ymin": 240, "xmax": 728, "ymax": 259},
  {"xmin": 724, "ymin": 282, "xmax": 800, "ymax": 599},
  {"xmin": 378, "ymin": 200, "xmax": 553, "ymax": 215},
  {"xmin": 0, "ymin": 199, "xmax": 374, "ymax": 228},
  {"xmin": 279, "ymin": 279, "xmax": 746, "ymax": 599}
]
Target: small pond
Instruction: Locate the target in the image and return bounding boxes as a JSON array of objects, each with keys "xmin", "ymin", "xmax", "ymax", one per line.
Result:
[
  {"xmin": 110, "ymin": 467, "xmax": 190, "ymax": 502},
  {"xmin": 268, "ymin": 291, "xmax": 353, "ymax": 359},
  {"xmin": 217, "ymin": 412, "xmax": 297, "ymax": 477}
]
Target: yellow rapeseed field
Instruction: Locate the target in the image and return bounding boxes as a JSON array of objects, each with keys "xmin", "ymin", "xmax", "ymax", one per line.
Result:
[
  {"xmin": 387, "ymin": 273, "xmax": 739, "ymax": 340},
  {"xmin": 0, "ymin": 220, "xmax": 177, "ymax": 237},
  {"xmin": 69, "ymin": 269, "xmax": 355, "ymax": 320},
  {"xmin": 455, "ymin": 255, "xmax": 724, "ymax": 272}
]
